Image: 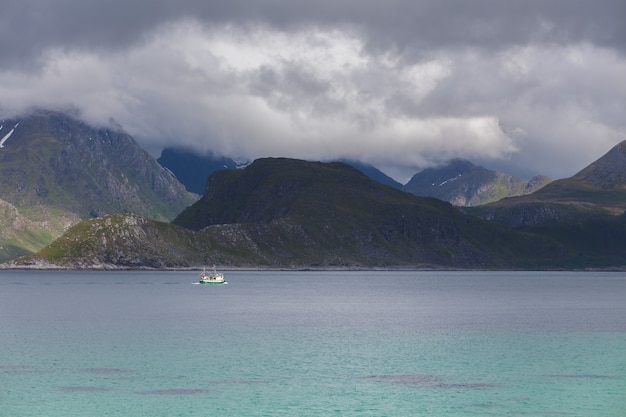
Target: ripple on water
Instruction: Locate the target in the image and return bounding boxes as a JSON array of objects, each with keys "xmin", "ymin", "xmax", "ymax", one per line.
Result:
[
  {"xmin": 77, "ymin": 368, "xmax": 134, "ymax": 374},
  {"xmin": 543, "ymin": 374, "xmax": 621, "ymax": 379},
  {"xmin": 135, "ymin": 388, "xmax": 211, "ymax": 395},
  {"xmin": 60, "ymin": 386, "xmax": 113, "ymax": 393},
  {"xmin": 359, "ymin": 374, "xmax": 499, "ymax": 389},
  {"xmin": 437, "ymin": 382, "xmax": 500, "ymax": 389},
  {"xmin": 1, "ymin": 365, "xmax": 46, "ymax": 374},
  {"xmin": 359, "ymin": 374, "xmax": 441, "ymax": 385}
]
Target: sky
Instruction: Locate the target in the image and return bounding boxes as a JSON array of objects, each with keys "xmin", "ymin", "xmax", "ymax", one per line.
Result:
[{"xmin": 1, "ymin": 1, "xmax": 625, "ymax": 182}]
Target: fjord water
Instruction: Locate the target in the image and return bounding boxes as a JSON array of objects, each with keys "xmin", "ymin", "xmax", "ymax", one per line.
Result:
[{"xmin": 1, "ymin": 271, "xmax": 625, "ymax": 416}]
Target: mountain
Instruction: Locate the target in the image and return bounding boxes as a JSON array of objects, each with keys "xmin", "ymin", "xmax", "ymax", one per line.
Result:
[
  {"xmin": 0, "ymin": 197, "xmax": 78, "ymax": 260},
  {"xmin": 157, "ymin": 147, "xmax": 244, "ymax": 194},
  {"xmin": 157, "ymin": 147, "xmax": 403, "ymax": 193},
  {"xmin": 404, "ymin": 159, "xmax": 552, "ymax": 206},
  {"xmin": 168, "ymin": 158, "xmax": 559, "ymax": 268},
  {"xmin": 7, "ymin": 157, "xmax": 568, "ymax": 269},
  {"xmin": 0, "ymin": 110, "xmax": 198, "ymax": 262},
  {"xmin": 571, "ymin": 141, "xmax": 626, "ymax": 188},
  {"xmin": 469, "ymin": 140, "xmax": 626, "ymax": 227},
  {"xmin": 336, "ymin": 159, "xmax": 403, "ymax": 189}
]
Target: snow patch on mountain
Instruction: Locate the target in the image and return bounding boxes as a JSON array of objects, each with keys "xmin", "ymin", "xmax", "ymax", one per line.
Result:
[
  {"xmin": 0, "ymin": 123, "xmax": 19, "ymax": 148},
  {"xmin": 433, "ymin": 174, "xmax": 462, "ymax": 187}
]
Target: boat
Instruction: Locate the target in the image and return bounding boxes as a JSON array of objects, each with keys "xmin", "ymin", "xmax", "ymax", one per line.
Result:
[{"xmin": 199, "ymin": 266, "xmax": 227, "ymax": 284}]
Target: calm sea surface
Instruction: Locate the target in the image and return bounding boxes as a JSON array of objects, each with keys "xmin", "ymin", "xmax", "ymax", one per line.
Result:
[{"xmin": 1, "ymin": 270, "xmax": 625, "ymax": 416}]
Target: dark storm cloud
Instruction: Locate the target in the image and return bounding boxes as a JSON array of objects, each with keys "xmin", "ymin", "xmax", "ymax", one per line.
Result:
[
  {"xmin": 1, "ymin": 0, "xmax": 625, "ymax": 181},
  {"xmin": 3, "ymin": 0, "xmax": 625, "ymax": 69}
]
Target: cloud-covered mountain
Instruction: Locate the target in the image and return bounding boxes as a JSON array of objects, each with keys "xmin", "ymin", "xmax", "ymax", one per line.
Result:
[
  {"xmin": 157, "ymin": 149, "xmax": 403, "ymax": 193},
  {"xmin": 10, "ymin": 145, "xmax": 626, "ymax": 270},
  {"xmin": 0, "ymin": 110, "xmax": 197, "ymax": 262},
  {"xmin": 157, "ymin": 147, "xmax": 244, "ymax": 195},
  {"xmin": 2, "ymin": 1, "xmax": 624, "ymax": 181},
  {"xmin": 4, "ymin": 109, "xmax": 626, "ymax": 270}
]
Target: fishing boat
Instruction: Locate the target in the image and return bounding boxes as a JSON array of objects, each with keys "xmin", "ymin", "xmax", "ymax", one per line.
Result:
[{"xmin": 199, "ymin": 266, "xmax": 227, "ymax": 284}]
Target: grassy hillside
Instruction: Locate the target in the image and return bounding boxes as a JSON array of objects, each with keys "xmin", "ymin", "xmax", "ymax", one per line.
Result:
[
  {"xmin": 10, "ymin": 156, "xmax": 626, "ymax": 270},
  {"xmin": 468, "ymin": 140, "xmax": 626, "ymax": 227},
  {"xmin": 118, "ymin": 159, "xmax": 568, "ymax": 268},
  {"xmin": 0, "ymin": 110, "xmax": 198, "ymax": 262},
  {"xmin": 469, "ymin": 174, "xmax": 626, "ymax": 228}
]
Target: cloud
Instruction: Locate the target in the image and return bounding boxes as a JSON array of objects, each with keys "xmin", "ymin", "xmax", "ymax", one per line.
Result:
[
  {"xmin": 1, "ymin": 1, "xmax": 625, "ymax": 181},
  {"xmin": 0, "ymin": 22, "xmax": 516, "ymax": 164},
  {"xmin": 3, "ymin": 1, "xmax": 625, "ymax": 67}
]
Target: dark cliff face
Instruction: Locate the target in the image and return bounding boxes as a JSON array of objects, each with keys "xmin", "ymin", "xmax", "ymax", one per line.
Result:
[
  {"xmin": 0, "ymin": 110, "xmax": 197, "ymax": 221},
  {"xmin": 173, "ymin": 157, "xmax": 414, "ymax": 230},
  {"xmin": 175, "ymin": 158, "xmax": 319, "ymax": 228}
]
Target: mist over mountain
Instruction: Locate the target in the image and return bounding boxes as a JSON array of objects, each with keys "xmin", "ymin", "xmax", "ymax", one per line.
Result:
[
  {"xmin": 4, "ymin": 109, "xmax": 626, "ymax": 270},
  {"xmin": 157, "ymin": 149, "xmax": 404, "ymax": 193},
  {"xmin": 157, "ymin": 147, "xmax": 244, "ymax": 194},
  {"xmin": 157, "ymin": 148, "xmax": 549, "ymax": 206}
]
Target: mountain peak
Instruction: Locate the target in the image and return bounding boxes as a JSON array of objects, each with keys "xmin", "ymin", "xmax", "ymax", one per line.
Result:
[
  {"xmin": 403, "ymin": 158, "xmax": 549, "ymax": 206},
  {"xmin": 336, "ymin": 159, "xmax": 403, "ymax": 189},
  {"xmin": 168, "ymin": 157, "xmax": 556, "ymax": 268},
  {"xmin": 157, "ymin": 147, "xmax": 241, "ymax": 194},
  {"xmin": 0, "ymin": 109, "xmax": 198, "ymax": 262},
  {"xmin": 572, "ymin": 140, "xmax": 626, "ymax": 188}
]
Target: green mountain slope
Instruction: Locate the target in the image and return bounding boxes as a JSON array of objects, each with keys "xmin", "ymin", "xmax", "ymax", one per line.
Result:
[
  {"xmin": 454, "ymin": 140, "xmax": 626, "ymax": 268},
  {"xmin": 0, "ymin": 110, "xmax": 198, "ymax": 262},
  {"xmin": 9, "ymin": 158, "xmax": 566, "ymax": 269},
  {"xmin": 520, "ymin": 214, "xmax": 626, "ymax": 269},
  {"xmin": 3, "ymin": 214, "xmax": 254, "ymax": 269},
  {"xmin": 156, "ymin": 148, "xmax": 404, "ymax": 194},
  {"xmin": 404, "ymin": 159, "xmax": 552, "ymax": 206},
  {"xmin": 0, "ymin": 197, "xmax": 79, "ymax": 257},
  {"xmin": 172, "ymin": 159, "xmax": 567, "ymax": 267},
  {"xmin": 469, "ymin": 140, "xmax": 626, "ymax": 227}
]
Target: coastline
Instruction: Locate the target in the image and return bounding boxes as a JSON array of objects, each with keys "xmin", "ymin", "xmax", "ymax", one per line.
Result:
[{"xmin": 1, "ymin": 261, "xmax": 625, "ymax": 272}]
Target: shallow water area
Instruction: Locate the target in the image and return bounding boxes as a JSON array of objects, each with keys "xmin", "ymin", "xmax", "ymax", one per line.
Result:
[{"xmin": 2, "ymin": 270, "xmax": 625, "ymax": 416}]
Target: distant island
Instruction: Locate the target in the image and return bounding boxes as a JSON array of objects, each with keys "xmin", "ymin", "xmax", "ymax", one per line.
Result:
[{"xmin": 2, "ymin": 110, "xmax": 626, "ymax": 270}]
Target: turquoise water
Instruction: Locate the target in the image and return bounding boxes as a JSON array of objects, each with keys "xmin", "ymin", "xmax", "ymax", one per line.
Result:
[{"xmin": 1, "ymin": 270, "xmax": 625, "ymax": 416}]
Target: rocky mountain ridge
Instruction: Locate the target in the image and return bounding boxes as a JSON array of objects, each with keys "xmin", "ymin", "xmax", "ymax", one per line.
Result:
[
  {"xmin": 571, "ymin": 141, "xmax": 626, "ymax": 188},
  {"xmin": 4, "ymin": 109, "xmax": 626, "ymax": 269},
  {"xmin": 8, "ymin": 158, "xmax": 565, "ymax": 269},
  {"xmin": 0, "ymin": 110, "xmax": 198, "ymax": 262},
  {"xmin": 11, "ymin": 139, "xmax": 626, "ymax": 270},
  {"xmin": 403, "ymin": 159, "xmax": 552, "ymax": 206},
  {"xmin": 469, "ymin": 139, "xmax": 626, "ymax": 227},
  {"xmin": 158, "ymin": 149, "xmax": 548, "ymax": 207}
]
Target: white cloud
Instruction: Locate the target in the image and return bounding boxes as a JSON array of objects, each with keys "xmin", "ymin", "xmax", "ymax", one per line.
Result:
[{"xmin": 0, "ymin": 19, "xmax": 624, "ymax": 181}]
